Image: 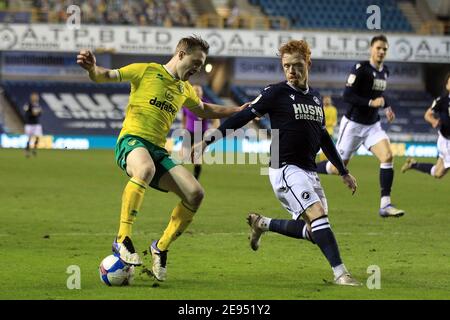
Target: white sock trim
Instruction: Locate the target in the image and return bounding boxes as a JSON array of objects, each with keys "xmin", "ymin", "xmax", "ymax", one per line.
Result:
[
  {"xmin": 431, "ymin": 165, "xmax": 437, "ymax": 177},
  {"xmin": 311, "ymin": 217, "xmax": 329, "ymax": 228},
  {"xmin": 312, "ymin": 224, "xmax": 331, "ymax": 232},
  {"xmin": 332, "ymin": 264, "xmax": 348, "ymax": 279},
  {"xmin": 259, "ymin": 217, "xmax": 271, "ymax": 231},
  {"xmin": 325, "ymin": 161, "xmax": 334, "ymax": 174},
  {"xmin": 311, "ymin": 217, "xmax": 330, "ymax": 232},
  {"xmin": 380, "ymin": 162, "xmax": 394, "ymax": 169},
  {"xmin": 380, "ymin": 196, "xmax": 391, "ymax": 209},
  {"xmin": 302, "ymin": 225, "xmax": 308, "ymax": 239}
]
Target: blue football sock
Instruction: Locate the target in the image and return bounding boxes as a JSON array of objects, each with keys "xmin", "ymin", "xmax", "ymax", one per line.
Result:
[
  {"xmin": 380, "ymin": 165, "xmax": 394, "ymax": 197},
  {"xmin": 310, "ymin": 217, "xmax": 342, "ymax": 268},
  {"xmin": 411, "ymin": 162, "xmax": 433, "ymax": 175},
  {"xmin": 269, "ymin": 219, "xmax": 313, "ymax": 242}
]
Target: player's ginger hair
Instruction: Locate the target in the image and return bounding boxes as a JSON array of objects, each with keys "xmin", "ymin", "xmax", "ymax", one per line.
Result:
[{"xmin": 278, "ymin": 40, "xmax": 312, "ymax": 66}]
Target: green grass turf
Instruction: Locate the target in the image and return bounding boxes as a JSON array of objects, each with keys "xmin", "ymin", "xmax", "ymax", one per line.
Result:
[{"xmin": 1, "ymin": 148, "xmax": 449, "ymax": 300}]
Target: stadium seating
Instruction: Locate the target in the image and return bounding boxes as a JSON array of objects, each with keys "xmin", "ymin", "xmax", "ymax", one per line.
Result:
[
  {"xmin": 249, "ymin": 0, "xmax": 414, "ymax": 32},
  {"xmin": 0, "ymin": 10, "xmax": 31, "ymax": 23},
  {"xmin": 231, "ymin": 85, "xmax": 435, "ymax": 136},
  {"xmin": 0, "ymin": 0, "xmax": 194, "ymax": 26},
  {"xmin": 0, "ymin": 0, "xmax": 419, "ymax": 32}
]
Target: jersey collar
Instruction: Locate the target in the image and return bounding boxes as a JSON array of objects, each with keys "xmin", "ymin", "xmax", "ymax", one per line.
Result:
[
  {"xmin": 286, "ymin": 81, "xmax": 309, "ymax": 95},
  {"xmin": 162, "ymin": 64, "xmax": 178, "ymax": 80},
  {"xmin": 369, "ymin": 61, "xmax": 384, "ymax": 72}
]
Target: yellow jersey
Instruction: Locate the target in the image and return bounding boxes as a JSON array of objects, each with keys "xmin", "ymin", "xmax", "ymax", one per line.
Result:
[
  {"xmin": 324, "ymin": 105, "xmax": 338, "ymax": 136},
  {"xmin": 117, "ymin": 63, "xmax": 200, "ymax": 147}
]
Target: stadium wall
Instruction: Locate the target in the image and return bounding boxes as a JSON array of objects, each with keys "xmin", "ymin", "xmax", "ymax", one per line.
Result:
[
  {"xmin": 0, "ymin": 133, "xmax": 438, "ymax": 159},
  {"xmin": 1, "ymin": 24, "xmax": 449, "ymax": 63}
]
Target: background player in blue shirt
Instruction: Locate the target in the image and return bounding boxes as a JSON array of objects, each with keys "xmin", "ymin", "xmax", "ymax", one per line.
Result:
[
  {"xmin": 316, "ymin": 35, "xmax": 405, "ymax": 218},
  {"xmin": 23, "ymin": 92, "xmax": 43, "ymax": 158},
  {"xmin": 193, "ymin": 40, "xmax": 360, "ymax": 286},
  {"xmin": 402, "ymin": 74, "xmax": 450, "ymax": 178}
]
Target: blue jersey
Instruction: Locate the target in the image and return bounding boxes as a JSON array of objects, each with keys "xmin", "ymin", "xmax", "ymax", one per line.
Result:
[
  {"xmin": 431, "ymin": 94, "xmax": 450, "ymax": 139},
  {"xmin": 343, "ymin": 61, "xmax": 390, "ymax": 125},
  {"xmin": 249, "ymin": 82, "xmax": 326, "ymax": 171},
  {"xmin": 213, "ymin": 81, "xmax": 347, "ymax": 175},
  {"xmin": 24, "ymin": 102, "xmax": 41, "ymax": 125}
]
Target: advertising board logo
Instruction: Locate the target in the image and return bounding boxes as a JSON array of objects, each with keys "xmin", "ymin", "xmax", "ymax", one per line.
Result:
[
  {"xmin": 206, "ymin": 32, "xmax": 225, "ymax": 55},
  {"xmin": 394, "ymin": 39, "xmax": 413, "ymax": 61},
  {"xmin": 0, "ymin": 27, "xmax": 18, "ymax": 50}
]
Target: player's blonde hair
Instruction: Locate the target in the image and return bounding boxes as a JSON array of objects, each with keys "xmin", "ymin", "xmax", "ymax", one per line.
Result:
[
  {"xmin": 176, "ymin": 35, "xmax": 210, "ymax": 55},
  {"xmin": 278, "ymin": 40, "xmax": 311, "ymax": 65}
]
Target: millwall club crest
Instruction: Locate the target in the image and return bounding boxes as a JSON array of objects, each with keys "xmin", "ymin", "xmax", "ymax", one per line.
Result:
[
  {"xmin": 177, "ymin": 82, "xmax": 184, "ymax": 94},
  {"xmin": 313, "ymin": 96, "xmax": 321, "ymax": 105}
]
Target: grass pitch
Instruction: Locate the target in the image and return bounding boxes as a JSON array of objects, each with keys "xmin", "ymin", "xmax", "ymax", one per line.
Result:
[{"xmin": 1, "ymin": 149, "xmax": 449, "ymax": 300}]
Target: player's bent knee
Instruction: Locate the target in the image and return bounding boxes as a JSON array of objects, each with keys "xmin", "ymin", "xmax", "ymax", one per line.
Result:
[
  {"xmin": 133, "ymin": 165, "xmax": 156, "ymax": 184},
  {"xmin": 386, "ymin": 153, "xmax": 393, "ymax": 163},
  {"xmin": 185, "ymin": 187, "xmax": 205, "ymax": 207},
  {"xmin": 379, "ymin": 152, "xmax": 393, "ymax": 163},
  {"xmin": 303, "ymin": 201, "xmax": 327, "ymax": 222}
]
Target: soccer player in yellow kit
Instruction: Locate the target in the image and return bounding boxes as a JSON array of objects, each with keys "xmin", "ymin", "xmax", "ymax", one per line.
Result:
[
  {"xmin": 318, "ymin": 95, "xmax": 338, "ymax": 161},
  {"xmin": 323, "ymin": 95, "xmax": 338, "ymax": 136},
  {"xmin": 77, "ymin": 36, "xmax": 245, "ymax": 282}
]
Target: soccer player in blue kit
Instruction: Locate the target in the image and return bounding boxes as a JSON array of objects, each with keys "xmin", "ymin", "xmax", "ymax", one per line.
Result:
[
  {"xmin": 316, "ymin": 35, "xmax": 405, "ymax": 218},
  {"xmin": 193, "ymin": 40, "xmax": 360, "ymax": 286},
  {"xmin": 402, "ymin": 74, "xmax": 450, "ymax": 178}
]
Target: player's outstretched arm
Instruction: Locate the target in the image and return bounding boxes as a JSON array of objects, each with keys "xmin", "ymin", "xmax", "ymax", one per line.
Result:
[
  {"xmin": 191, "ymin": 106, "xmax": 257, "ymax": 162},
  {"xmin": 76, "ymin": 50, "xmax": 119, "ymax": 83},
  {"xmin": 190, "ymin": 102, "xmax": 249, "ymax": 119}
]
